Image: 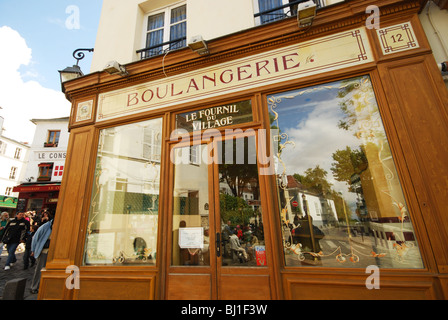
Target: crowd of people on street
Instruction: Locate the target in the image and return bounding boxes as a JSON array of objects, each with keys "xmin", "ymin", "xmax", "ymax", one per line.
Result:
[{"xmin": 0, "ymin": 209, "xmax": 54, "ymax": 295}]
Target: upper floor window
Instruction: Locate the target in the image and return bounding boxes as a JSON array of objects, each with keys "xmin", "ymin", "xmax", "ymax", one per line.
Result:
[
  {"xmin": 38, "ymin": 163, "xmax": 53, "ymax": 181},
  {"xmin": 45, "ymin": 130, "xmax": 60, "ymax": 147},
  {"xmin": 254, "ymin": 0, "xmax": 325, "ymax": 25},
  {"xmin": 143, "ymin": 126, "xmax": 162, "ymax": 162},
  {"xmin": 139, "ymin": 3, "xmax": 187, "ymax": 59},
  {"xmin": 0, "ymin": 141, "xmax": 6, "ymax": 155},
  {"xmin": 9, "ymin": 167, "xmax": 17, "ymax": 180},
  {"xmin": 5, "ymin": 187, "xmax": 13, "ymax": 196},
  {"xmin": 14, "ymin": 147, "xmax": 21, "ymax": 160},
  {"xmin": 256, "ymin": 0, "xmax": 287, "ymax": 24}
]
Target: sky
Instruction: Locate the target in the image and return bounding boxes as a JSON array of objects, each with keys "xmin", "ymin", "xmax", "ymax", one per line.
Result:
[
  {"xmin": 269, "ymin": 77, "xmax": 372, "ymax": 212},
  {"xmin": 0, "ymin": 0, "xmax": 103, "ymax": 143}
]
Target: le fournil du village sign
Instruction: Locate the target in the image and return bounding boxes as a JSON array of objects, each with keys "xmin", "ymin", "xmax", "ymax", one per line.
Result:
[{"xmin": 176, "ymin": 100, "xmax": 253, "ymax": 132}]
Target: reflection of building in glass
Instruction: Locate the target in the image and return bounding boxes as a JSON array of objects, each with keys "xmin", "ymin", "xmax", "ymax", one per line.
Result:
[
  {"xmin": 85, "ymin": 119, "xmax": 162, "ymax": 265},
  {"xmin": 271, "ymin": 76, "xmax": 423, "ymax": 269},
  {"xmin": 279, "ymin": 175, "xmax": 337, "ymax": 228}
]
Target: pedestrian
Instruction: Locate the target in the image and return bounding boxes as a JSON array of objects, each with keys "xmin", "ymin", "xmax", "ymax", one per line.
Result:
[
  {"xmin": 0, "ymin": 212, "xmax": 10, "ymax": 259},
  {"xmin": 23, "ymin": 224, "xmax": 38, "ymax": 269},
  {"xmin": 1, "ymin": 211, "xmax": 30, "ymax": 270},
  {"xmin": 37, "ymin": 210, "xmax": 49, "ymax": 227},
  {"xmin": 30, "ymin": 212, "xmax": 54, "ymax": 294}
]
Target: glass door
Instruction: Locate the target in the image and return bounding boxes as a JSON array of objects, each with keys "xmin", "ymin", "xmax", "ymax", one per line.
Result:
[
  {"xmin": 167, "ymin": 132, "xmax": 272, "ymax": 300},
  {"xmin": 215, "ymin": 135, "xmax": 267, "ymax": 268},
  {"xmin": 171, "ymin": 143, "xmax": 212, "ymax": 268}
]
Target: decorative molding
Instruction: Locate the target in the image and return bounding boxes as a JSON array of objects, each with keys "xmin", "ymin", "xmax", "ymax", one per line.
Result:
[{"xmin": 63, "ymin": 0, "xmax": 424, "ymax": 99}]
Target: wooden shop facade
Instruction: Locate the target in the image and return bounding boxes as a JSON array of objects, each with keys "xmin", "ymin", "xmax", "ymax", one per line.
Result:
[{"xmin": 39, "ymin": 0, "xmax": 448, "ymax": 300}]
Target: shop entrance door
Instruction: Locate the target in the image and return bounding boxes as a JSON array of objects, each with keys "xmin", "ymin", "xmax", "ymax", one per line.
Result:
[{"xmin": 166, "ymin": 132, "xmax": 272, "ymax": 300}]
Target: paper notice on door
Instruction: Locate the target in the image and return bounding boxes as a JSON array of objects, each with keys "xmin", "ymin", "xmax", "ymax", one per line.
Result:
[{"xmin": 179, "ymin": 227, "xmax": 204, "ymax": 249}]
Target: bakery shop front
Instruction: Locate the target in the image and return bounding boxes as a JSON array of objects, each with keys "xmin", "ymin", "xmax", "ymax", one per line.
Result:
[{"xmin": 39, "ymin": 2, "xmax": 448, "ymax": 300}]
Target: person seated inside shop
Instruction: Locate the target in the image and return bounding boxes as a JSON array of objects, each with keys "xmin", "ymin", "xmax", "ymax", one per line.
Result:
[
  {"xmin": 243, "ymin": 226, "xmax": 259, "ymax": 261},
  {"xmin": 229, "ymin": 230, "xmax": 249, "ymax": 262}
]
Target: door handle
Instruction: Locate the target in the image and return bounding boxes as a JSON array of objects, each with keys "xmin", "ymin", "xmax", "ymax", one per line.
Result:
[{"xmin": 216, "ymin": 232, "xmax": 221, "ymax": 257}]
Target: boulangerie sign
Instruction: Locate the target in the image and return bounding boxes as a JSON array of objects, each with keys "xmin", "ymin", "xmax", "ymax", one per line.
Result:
[{"xmin": 97, "ymin": 27, "xmax": 373, "ymax": 121}]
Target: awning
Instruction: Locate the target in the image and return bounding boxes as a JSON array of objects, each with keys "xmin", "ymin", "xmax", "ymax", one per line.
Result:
[
  {"xmin": 0, "ymin": 196, "xmax": 18, "ymax": 209},
  {"xmin": 13, "ymin": 183, "xmax": 61, "ymax": 193}
]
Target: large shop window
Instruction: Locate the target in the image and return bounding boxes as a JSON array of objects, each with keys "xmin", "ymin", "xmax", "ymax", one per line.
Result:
[
  {"xmin": 83, "ymin": 118, "xmax": 162, "ymax": 265},
  {"xmin": 269, "ymin": 75, "xmax": 424, "ymax": 268}
]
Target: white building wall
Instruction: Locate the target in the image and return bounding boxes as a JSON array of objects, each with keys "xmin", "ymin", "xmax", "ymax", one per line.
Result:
[
  {"xmin": 187, "ymin": 0, "xmax": 255, "ymax": 42},
  {"xmin": 419, "ymin": 1, "xmax": 448, "ymax": 89},
  {"xmin": 24, "ymin": 118, "xmax": 69, "ymax": 183},
  {"xmin": 0, "ymin": 136, "xmax": 29, "ymax": 198},
  {"xmin": 90, "ymin": 0, "xmax": 447, "ymax": 80},
  {"xmin": 419, "ymin": 1, "xmax": 448, "ymax": 64},
  {"xmin": 91, "ymin": 0, "xmax": 257, "ymax": 73}
]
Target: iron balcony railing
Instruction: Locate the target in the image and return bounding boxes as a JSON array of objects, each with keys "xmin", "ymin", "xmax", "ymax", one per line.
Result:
[
  {"xmin": 137, "ymin": 1, "xmax": 329, "ymax": 60},
  {"xmin": 136, "ymin": 37, "xmax": 187, "ymax": 60}
]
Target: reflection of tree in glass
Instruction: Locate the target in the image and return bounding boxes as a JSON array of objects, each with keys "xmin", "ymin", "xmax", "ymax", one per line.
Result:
[
  {"xmin": 330, "ymin": 146, "xmax": 367, "ymax": 190},
  {"xmin": 293, "ymin": 165, "xmax": 332, "ymax": 196},
  {"xmin": 218, "ymin": 136, "xmax": 259, "ymax": 199},
  {"xmin": 220, "ymin": 163, "xmax": 258, "ymax": 198},
  {"xmin": 219, "ymin": 193, "xmax": 254, "ymax": 226}
]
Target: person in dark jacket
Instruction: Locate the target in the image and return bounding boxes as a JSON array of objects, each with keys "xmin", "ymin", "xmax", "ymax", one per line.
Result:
[
  {"xmin": 1, "ymin": 212, "xmax": 30, "ymax": 270},
  {"xmin": 23, "ymin": 224, "xmax": 38, "ymax": 269}
]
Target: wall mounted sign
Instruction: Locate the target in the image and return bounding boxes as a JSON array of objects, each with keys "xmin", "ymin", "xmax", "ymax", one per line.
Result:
[
  {"xmin": 376, "ymin": 22, "xmax": 419, "ymax": 55},
  {"xmin": 35, "ymin": 151, "xmax": 67, "ymax": 161},
  {"xmin": 179, "ymin": 227, "xmax": 204, "ymax": 249},
  {"xmin": 176, "ymin": 100, "xmax": 253, "ymax": 132},
  {"xmin": 97, "ymin": 27, "xmax": 373, "ymax": 122},
  {"xmin": 13, "ymin": 184, "xmax": 61, "ymax": 193}
]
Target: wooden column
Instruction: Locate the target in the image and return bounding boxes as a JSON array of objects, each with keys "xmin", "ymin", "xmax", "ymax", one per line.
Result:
[{"xmin": 38, "ymin": 126, "xmax": 96, "ymax": 300}]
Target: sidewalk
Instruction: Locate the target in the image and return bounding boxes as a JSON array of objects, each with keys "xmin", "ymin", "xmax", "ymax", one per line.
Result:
[{"xmin": 0, "ymin": 249, "xmax": 38, "ymax": 300}]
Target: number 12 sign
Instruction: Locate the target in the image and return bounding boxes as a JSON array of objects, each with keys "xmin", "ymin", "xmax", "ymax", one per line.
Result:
[{"xmin": 376, "ymin": 22, "xmax": 419, "ymax": 55}]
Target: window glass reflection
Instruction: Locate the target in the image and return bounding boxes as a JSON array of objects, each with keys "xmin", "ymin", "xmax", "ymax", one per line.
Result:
[
  {"xmin": 269, "ymin": 75, "xmax": 424, "ymax": 268},
  {"xmin": 171, "ymin": 144, "xmax": 210, "ymax": 266},
  {"xmin": 83, "ymin": 118, "xmax": 162, "ymax": 265},
  {"xmin": 218, "ymin": 136, "xmax": 267, "ymax": 267}
]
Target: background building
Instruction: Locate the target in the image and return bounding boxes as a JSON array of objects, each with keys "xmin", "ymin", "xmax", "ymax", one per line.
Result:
[
  {"xmin": 0, "ymin": 116, "xmax": 29, "ymax": 216},
  {"xmin": 419, "ymin": 0, "xmax": 448, "ymax": 88},
  {"xmin": 13, "ymin": 117, "xmax": 69, "ymax": 215}
]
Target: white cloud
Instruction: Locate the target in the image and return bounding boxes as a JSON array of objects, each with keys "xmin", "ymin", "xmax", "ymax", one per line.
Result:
[
  {"xmin": 0, "ymin": 26, "xmax": 70, "ymax": 143},
  {"xmin": 281, "ymin": 98, "xmax": 359, "ymax": 176},
  {"xmin": 278, "ymin": 97, "xmax": 360, "ymax": 203}
]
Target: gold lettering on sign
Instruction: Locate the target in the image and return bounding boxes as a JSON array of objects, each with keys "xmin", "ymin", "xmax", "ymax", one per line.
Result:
[
  {"xmin": 186, "ymin": 105, "xmax": 239, "ymax": 130},
  {"xmin": 98, "ymin": 28, "xmax": 373, "ymax": 121}
]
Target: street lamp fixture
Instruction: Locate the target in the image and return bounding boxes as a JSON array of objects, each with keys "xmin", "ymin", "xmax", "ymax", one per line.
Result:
[{"xmin": 58, "ymin": 48, "xmax": 94, "ymax": 90}]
